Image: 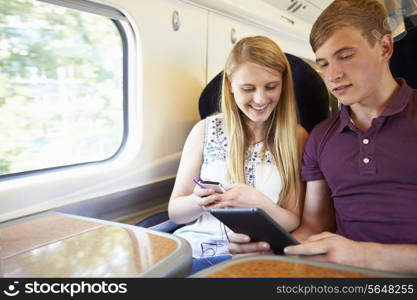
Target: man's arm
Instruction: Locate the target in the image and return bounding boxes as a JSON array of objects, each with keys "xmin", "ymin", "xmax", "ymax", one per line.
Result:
[
  {"xmin": 286, "ymin": 179, "xmax": 417, "ymax": 275},
  {"xmin": 292, "ymin": 179, "xmax": 335, "ymax": 241},
  {"xmin": 285, "ymin": 232, "xmax": 417, "ymax": 275},
  {"xmin": 363, "ymin": 242, "xmax": 417, "ymax": 275}
]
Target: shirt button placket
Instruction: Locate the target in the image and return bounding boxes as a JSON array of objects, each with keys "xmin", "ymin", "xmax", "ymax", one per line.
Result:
[
  {"xmin": 359, "ymin": 135, "xmax": 376, "ymax": 175},
  {"xmin": 363, "ymin": 139, "xmax": 370, "ymax": 164}
]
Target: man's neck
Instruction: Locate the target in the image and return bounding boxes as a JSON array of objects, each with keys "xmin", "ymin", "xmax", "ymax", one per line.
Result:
[{"xmin": 349, "ymin": 75, "xmax": 400, "ymax": 132}]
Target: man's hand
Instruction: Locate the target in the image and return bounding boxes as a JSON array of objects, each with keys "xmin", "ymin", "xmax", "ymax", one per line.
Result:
[
  {"xmin": 228, "ymin": 232, "xmax": 273, "ymax": 256},
  {"xmin": 284, "ymin": 232, "xmax": 368, "ymax": 268}
]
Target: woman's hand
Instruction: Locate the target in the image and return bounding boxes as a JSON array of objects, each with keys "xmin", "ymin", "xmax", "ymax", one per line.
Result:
[
  {"xmin": 228, "ymin": 232, "xmax": 273, "ymax": 256},
  {"xmin": 211, "ymin": 184, "xmax": 270, "ymax": 209},
  {"xmin": 193, "ymin": 185, "xmax": 222, "ymax": 210}
]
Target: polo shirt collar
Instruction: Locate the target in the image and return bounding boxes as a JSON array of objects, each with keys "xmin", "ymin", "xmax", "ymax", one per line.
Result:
[
  {"xmin": 380, "ymin": 78, "xmax": 412, "ymax": 117},
  {"xmin": 337, "ymin": 106, "xmax": 351, "ymax": 133},
  {"xmin": 337, "ymin": 78, "xmax": 412, "ymax": 133}
]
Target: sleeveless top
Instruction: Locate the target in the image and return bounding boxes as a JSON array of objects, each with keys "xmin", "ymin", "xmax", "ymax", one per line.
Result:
[{"xmin": 174, "ymin": 114, "xmax": 282, "ymax": 258}]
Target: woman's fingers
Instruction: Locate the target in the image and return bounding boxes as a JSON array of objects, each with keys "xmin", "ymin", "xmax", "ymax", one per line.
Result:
[
  {"xmin": 195, "ymin": 194, "xmax": 222, "ymax": 208},
  {"xmin": 228, "ymin": 232, "xmax": 250, "ymax": 243},
  {"xmin": 227, "ymin": 232, "xmax": 271, "ymax": 254},
  {"xmin": 194, "ymin": 186, "xmax": 214, "ymax": 197},
  {"xmin": 229, "ymin": 241, "xmax": 271, "ymax": 254}
]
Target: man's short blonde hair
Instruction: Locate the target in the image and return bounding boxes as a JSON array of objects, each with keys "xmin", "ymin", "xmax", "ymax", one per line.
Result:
[{"xmin": 310, "ymin": 0, "xmax": 391, "ymax": 52}]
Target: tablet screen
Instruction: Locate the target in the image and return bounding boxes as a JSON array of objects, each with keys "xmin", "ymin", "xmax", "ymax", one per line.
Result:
[{"xmin": 210, "ymin": 208, "xmax": 299, "ymax": 254}]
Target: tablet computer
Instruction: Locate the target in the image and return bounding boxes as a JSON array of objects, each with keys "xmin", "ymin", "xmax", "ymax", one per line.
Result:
[{"xmin": 210, "ymin": 208, "xmax": 299, "ymax": 254}]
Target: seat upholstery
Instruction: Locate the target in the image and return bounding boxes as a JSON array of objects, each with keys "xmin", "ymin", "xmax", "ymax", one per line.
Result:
[{"xmin": 390, "ymin": 25, "xmax": 417, "ymax": 89}]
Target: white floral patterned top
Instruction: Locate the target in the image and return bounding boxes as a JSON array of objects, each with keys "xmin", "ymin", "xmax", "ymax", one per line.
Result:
[{"xmin": 174, "ymin": 114, "xmax": 282, "ymax": 258}]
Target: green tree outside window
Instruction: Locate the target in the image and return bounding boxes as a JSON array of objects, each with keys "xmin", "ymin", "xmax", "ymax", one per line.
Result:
[{"xmin": 0, "ymin": 0, "xmax": 124, "ymax": 175}]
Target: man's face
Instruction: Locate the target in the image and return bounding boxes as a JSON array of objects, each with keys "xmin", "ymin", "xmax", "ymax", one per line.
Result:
[{"xmin": 315, "ymin": 26, "xmax": 387, "ymax": 106}]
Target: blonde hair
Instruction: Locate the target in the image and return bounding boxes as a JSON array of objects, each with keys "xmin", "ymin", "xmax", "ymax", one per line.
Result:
[
  {"xmin": 221, "ymin": 36, "xmax": 301, "ymax": 211},
  {"xmin": 310, "ymin": 0, "xmax": 390, "ymax": 52}
]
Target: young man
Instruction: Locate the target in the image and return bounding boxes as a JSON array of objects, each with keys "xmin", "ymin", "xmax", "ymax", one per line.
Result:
[{"xmin": 228, "ymin": 0, "xmax": 417, "ymax": 275}]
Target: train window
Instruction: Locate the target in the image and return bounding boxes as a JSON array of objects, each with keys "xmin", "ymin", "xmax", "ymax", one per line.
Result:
[{"xmin": 0, "ymin": 0, "xmax": 127, "ymax": 176}]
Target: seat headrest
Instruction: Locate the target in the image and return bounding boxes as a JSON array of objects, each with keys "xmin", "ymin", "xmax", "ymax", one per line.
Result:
[
  {"xmin": 198, "ymin": 53, "xmax": 330, "ymax": 132},
  {"xmin": 198, "ymin": 71, "xmax": 223, "ymax": 122},
  {"xmin": 390, "ymin": 25, "xmax": 417, "ymax": 89}
]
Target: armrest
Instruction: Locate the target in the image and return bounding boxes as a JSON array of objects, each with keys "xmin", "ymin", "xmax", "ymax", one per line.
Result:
[
  {"xmin": 150, "ymin": 220, "xmax": 184, "ymax": 233},
  {"xmin": 135, "ymin": 211, "xmax": 185, "ymax": 233}
]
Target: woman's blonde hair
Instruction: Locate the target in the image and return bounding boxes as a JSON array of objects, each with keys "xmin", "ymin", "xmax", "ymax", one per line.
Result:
[
  {"xmin": 221, "ymin": 35, "xmax": 302, "ymax": 211},
  {"xmin": 310, "ymin": 0, "xmax": 390, "ymax": 52}
]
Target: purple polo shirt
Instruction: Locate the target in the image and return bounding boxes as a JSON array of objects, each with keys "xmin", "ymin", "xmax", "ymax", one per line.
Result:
[{"xmin": 302, "ymin": 78, "xmax": 417, "ymax": 244}]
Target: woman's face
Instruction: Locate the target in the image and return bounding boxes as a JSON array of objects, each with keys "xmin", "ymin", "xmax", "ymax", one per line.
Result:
[{"xmin": 230, "ymin": 62, "xmax": 282, "ymax": 128}]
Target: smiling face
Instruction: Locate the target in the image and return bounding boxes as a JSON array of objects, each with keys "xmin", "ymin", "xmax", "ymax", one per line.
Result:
[
  {"xmin": 229, "ymin": 62, "xmax": 282, "ymax": 129},
  {"xmin": 315, "ymin": 26, "xmax": 390, "ymax": 106}
]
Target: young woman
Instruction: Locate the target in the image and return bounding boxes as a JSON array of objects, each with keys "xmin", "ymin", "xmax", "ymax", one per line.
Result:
[{"xmin": 168, "ymin": 36, "xmax": 308, "ymax": 273}]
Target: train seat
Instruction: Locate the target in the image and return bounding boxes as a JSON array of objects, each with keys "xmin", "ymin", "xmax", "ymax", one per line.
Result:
[
  {"xmin": 136, "ymin": 52, "xmax": 330, "ymax": 232},
  {"xmin": 390, "ymin": 25, "xmax": 417, "ymax": 89}
]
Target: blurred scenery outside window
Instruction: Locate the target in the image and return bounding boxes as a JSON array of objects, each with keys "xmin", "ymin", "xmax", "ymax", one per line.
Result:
[{"xmin": 0, "ymin": 0, "xmax": 124, "ymax": 176}]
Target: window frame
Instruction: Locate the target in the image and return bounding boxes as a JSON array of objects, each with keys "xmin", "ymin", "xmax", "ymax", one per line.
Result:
[{"xmin": 0, "ymin": 0, "xmax": 131, "ymax": 180}]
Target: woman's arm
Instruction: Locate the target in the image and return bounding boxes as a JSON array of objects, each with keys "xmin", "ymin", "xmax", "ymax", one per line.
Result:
[{"xmin": 168, "ymin": 119, "xmax": 218, "ymax": 224}]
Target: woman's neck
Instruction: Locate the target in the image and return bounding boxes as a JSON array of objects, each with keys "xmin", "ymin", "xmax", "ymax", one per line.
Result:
[{"xmin": 246, "ymin": 124, "xmax": 266, "ymax": 145}]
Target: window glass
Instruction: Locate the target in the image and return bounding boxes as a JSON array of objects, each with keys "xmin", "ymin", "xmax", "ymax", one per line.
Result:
[{"xmin": 0, "ymin": 0, "xmax": 124, "ymax": 175}]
